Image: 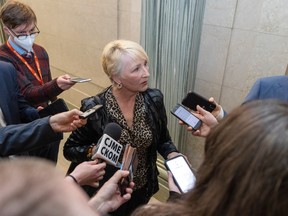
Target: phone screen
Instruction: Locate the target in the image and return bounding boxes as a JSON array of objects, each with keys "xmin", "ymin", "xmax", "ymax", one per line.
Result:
[
  {"xmin": 165, "ymin": 156, "xmax": 196, "ymax": 193},
  {"xmin": 171, "ymin": 104, "xmax": 201, "ymax": 129}
]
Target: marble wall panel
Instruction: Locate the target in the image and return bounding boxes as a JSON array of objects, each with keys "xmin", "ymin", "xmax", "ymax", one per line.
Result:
[
  {"xmin": 234, "ymin": 0, "xmax": 288, "ymax": 36},
  {"xmin": 118, "ymin": 11, "xmax": 141, "ymax": 42},
  {"xmin": 118, "ymin": 0, "xmax": 141, "ymax": 41},
  {"xmin": 119, "ymin": 0, "xmax": 141, "ymax": 13},
  {"xmin": 203, "ymin": 0, "xmax": 238, "ymax": 28},
  {"xmin": 220, "ymin": 85, "xmax": 247, "ymax": 111},
  {"xmin": 198, "ymin": 0, "xmax": 288, "ymax": 112},
  {"xmin": 185, "ymin": 135, "xmax": 205, "ymax": 170},
  {"xmin": 197, "ymin": 25, "xmax": 232, "ymax": 85},
  {"xmin": 194, "ymin": 78, "xmax": 222, "ymax": 102},
  {"xmin": 223, "ymin": 29, "xmax": 288, "ymax": 94}
]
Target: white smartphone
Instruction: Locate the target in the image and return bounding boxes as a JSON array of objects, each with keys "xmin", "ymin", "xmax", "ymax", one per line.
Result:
[
  {"xmin": 165, "ymin": 155, "xmax": 196, "ymax": 193},
  {"xmin": 71, "ymin": 77, "xmax": 92, "ymax": 83},
  {"xmin": 171, "ymin": 103, "xmax": 202, "ymax": 130}
]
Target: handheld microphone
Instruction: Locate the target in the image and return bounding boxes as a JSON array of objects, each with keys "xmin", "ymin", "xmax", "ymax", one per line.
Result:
[{"xmin": 91, "ymin": 123, "xmax": 123, "ymax": 166}]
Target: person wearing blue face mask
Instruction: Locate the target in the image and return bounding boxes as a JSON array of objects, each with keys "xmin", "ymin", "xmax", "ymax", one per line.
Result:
[{"xmin": 0, "ymin": 0, "xmax": 76, "ymax": 163}]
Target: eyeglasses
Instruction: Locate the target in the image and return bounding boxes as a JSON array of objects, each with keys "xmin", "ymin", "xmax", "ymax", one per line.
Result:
[{"xmin": 9, "ymin": 26, "xmax": 40, "ymax": 40}]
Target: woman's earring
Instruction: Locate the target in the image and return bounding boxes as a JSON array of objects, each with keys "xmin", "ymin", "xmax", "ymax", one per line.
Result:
[
  {"xmin": 112, "ymin": 80, "xmax": 123, "ymax": 89},
  {"xmin": 117, "ymin": 82, "xmax": 123, "ymax": 89}
]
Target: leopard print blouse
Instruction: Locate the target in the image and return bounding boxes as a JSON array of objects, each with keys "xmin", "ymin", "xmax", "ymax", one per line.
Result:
[{"xmin": 105, "ymin": 88, "xmax": 153, "ymax": 189}]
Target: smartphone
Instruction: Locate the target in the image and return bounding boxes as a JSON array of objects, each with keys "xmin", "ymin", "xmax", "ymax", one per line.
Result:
[
  {"xmin": 79, "ymin": 105, "xmax": 103, "ymax": 119},
  {"xmin": 165, "ymin": 155, "xmax": 196, "ymax": 193},
  {"xmin": 182, "ymin": 91, "xmax": 216, "ymax": 112},
  {"xmin": 71, "ymin": 77, "xmax": 92, "ymax": 83},
  {"xmin": 119, "ymin": 145, "xmax": 137, "ymax": 196},
  {"xmin": 38, "ymin": 98, "xmax": 69, "ymax": 117},
  {"xmin": 171, "ymin": 103, "xmax": 202, "ymax": 130}
]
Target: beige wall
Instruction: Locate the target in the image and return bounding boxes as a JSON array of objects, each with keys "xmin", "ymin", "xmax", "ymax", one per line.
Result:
[
  {"xmin": 196, "ymin": 0, "xmax": 288, "ymax": 112},
  {"xmin": 21, "ymin": 0, "xmax": 141, "ymax": 108}
]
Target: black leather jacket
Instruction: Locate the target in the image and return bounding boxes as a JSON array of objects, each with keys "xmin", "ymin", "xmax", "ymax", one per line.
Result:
[{"xmin": 64, "ymin": 87, "xmax": 178, "ymax": 197}]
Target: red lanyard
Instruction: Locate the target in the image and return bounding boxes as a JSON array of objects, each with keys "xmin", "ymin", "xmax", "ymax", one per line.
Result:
[{"xmin": 7, "ymin": 41, "xmax": 44, "ymax": 85}]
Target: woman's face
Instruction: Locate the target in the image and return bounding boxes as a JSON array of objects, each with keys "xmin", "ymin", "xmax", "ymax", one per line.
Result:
[{"xmin": 114, "ymin": 54, "xmax": 150, "ymax": 93}]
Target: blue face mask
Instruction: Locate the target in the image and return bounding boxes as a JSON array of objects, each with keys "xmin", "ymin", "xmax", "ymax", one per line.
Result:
[{"xmin": 14, "ymin": 35, "xmax": 35, "ymax": 52}]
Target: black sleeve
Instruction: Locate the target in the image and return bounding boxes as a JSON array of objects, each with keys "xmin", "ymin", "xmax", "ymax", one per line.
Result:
[{"xmin": 150, "ymin": 89, "xmax": 178, "ymax": 159}]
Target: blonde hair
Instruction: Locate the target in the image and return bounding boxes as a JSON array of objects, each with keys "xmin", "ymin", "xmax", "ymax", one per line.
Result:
[{"xmin": 101, "ymin": 40, "xmax": 149, "ymax": 80}]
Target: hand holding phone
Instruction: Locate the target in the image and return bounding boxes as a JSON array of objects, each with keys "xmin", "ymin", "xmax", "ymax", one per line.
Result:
[
  {"xmin": 165, "ymin": 155, "xmax": 196, "ymax": 193},
  {"xmin": 182, "ymin": 92, "xmax": 216, "ymax": 112},
  {"xmin": 171, "ymin": 103, "xmax": 202, "ymax": 130}
]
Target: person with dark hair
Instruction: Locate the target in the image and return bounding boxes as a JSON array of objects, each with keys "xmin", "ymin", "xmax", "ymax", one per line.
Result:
[
  {"xmin": 132, "ymin": 100, "xmax": 288, "ymax": 216},
  {"xmin": 0, "ymin": 0, "xmax": 75, "ymax": 163},
  {"xmin": 64, "ymin": 39, "xmax": 180, "ymax": 215}
]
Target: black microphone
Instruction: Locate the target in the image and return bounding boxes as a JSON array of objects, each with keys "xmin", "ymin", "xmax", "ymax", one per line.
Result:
[{"xmin": 91, "ymin": 123, "xmax": 123, "ymax": 166}]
